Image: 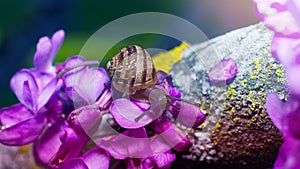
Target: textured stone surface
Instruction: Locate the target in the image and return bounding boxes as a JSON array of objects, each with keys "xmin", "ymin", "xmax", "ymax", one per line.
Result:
[{"xmin": 170, "ymin": 23, "xmax": 286, "ymax": 168}]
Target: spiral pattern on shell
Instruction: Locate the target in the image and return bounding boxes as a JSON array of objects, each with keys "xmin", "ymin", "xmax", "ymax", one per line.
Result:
[{"xmin": 106, "ymin": 45, "xmax": 157, "ymax": 94}]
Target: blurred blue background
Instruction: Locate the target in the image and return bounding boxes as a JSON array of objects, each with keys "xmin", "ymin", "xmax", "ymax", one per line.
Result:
[{"xmin": 0, "ymin": 0, "xmax": 259, "ymax": 108}]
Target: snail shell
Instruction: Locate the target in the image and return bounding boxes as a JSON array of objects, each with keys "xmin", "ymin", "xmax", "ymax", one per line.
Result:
[{"xmin": 106, "ymin": 45, "xmax": 157, "ymax": 94}]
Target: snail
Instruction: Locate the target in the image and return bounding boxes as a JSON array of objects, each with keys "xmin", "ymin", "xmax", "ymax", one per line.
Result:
[
  {"xmin": 106, "ymin": 45, "xmax": 200, "ymax": 122},
  {"xmin": 106, "ymin": 45, "xmax": 157, "ymax": 95}
]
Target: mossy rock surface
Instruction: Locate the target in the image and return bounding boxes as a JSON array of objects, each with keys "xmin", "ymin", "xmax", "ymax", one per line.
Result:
[{"xmin": 170, "ymin": 23, "xmax": 286, "ymax": 169}]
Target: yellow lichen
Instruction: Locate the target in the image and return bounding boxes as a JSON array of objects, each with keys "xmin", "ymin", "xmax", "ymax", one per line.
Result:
[
  {"xmin": 277, "ymin": 77, "xmax": 284, "ymax": 83},
  {"xmin": 242, "ymin": 79, "xmax": 248, "ymax": 88},
  {"xmin": 152, "ymin": 42, "xmax": 189, "ymax": 73},
  {"xmin": 200, "ymin": 101, "xmax": 208, "ymax": 111},
  {"xmin": 226, "ymin": 85, "xmax": 237, "ymax": 98},
  {"xmin": 199, "ymin": 123, "xmax": 205, "ymax": 129},
  {"xmin": 215, "ymin": 122, "xmax": 222, "ymax": 132},
  {"xmin": 251, "ymin": 117, "xmax": 257, "ymax": 122},
  {"xmin": 233, "ymin": 117, "xmax": 240, "ymax": 123},
  {"xmin": 275, "ymin": 68, "xmax": 284, "ymax": 77},
  {"xmin": 231, "ymin": 107, "xmax": 236, "ymax": 113},
  {"xmin": 253, "ymin": 58, "xmax": 260, "ymax": 69}
]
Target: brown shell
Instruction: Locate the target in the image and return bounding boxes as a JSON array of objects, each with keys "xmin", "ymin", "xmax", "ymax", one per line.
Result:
[{"xmin": 106, "ymin": 45, "xmax": 157, "ymax": 94}]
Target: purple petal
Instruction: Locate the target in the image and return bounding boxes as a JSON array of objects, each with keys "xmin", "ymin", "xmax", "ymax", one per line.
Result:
[
  {"xmin": 131, "ymin": 100, "xmax": 151, "ymax": 110},
  {"xmin": 126, "ymin": 159, "xmax": 144, "ymax": 169},
  {"xmin": 266, "ymin": 92, "xmax": 284, "ymax": 131},
  {"xmin": 158, "ymin": 84, "xmax": 181, "ymax": 98},
  {"xmin": 65, "ymin": 66, "xmax": 109, "ymax": 106},
  {"xmin": 33, "ymin": 30, "xmax": 65, "ymax": 73},
  {"xmin": 74, "ymin": 68, "xmax": 109, "ymax": 104},
  {"xmin": 68, "ymin": 106, "xmax": 102, "ymax": 134},
  {"xmin": 287, "ymin": 66, "xmax": 300, "ymax": 96},
  {"xmin": 65, "ymin": 86, "xmax": 89, "ymax": 107},
  {"xmin": 156, "ymin": 71, "xmax": 173, "ymax": 86},
  {"xmin": 254, "ymin": 0, "xmax": 300, "ymax": 38},
  {"xmin": 288, "ymin": 0, "xmax": 300, "ymax": 26},
  {"xmin": 49, "ymin": 126, "xmax": 89, "ymax": 168},
  {"xmin": 151, "ymin": 152, "xmax": 176, "ymax": 168},
  {"xmin": 33, "ymin": 36, "xmax": 53, "ymax": 73},
  {"xmin": 33, "ymin": 121, "xmax": 65, "ymax": 165},
  {"xmin": 95, "ymin": 88, "xmax": 112, "ymax": 110},
  {"xmin": 283, "ymin": 97, "xmax": 300, "ymax": 138},
  {"xmin": 0, "ymin": 112, "xmax": 46, "ymax": 146},
  {"xmin": 0, "ymin": 103, "xmax": 33, "ymax": 126},
  {"xmin": 150, "ymin": 116, "xmax": 191, "ymax": 151},
  {"xmin": 10, "ymin": 69, "xmax": 39, "ymax": 112},
  {"xmin": 110, "ymin": 99, "xmax": 153, "ymax": 129},
  {"xmin": 126, "ymin": 158, "xmax": 154, "ymax": 169},
  {"xmin": 62, "ymin": 55, "xmax": 86, "ymax": 78},
  {"xmin": 150, "ymin": 135, "xmax": 173, "ymax": 154},
  {"xmin": 82, "ymin": 148, "xmax": 110, "ymax": 169},
  {"xmin": 172, "ymin": 134, "xmax": 191, "ymax": 152},
  {"xmin": 143, "ymin": 158, "xmax": 155, "ymax": 169},
  {"xmin": 49, "ymin": 30, "xmax": 65, "ymax": 63},
  {"xmin": 274, "ymin": 135, "xmax": 300, "ymax": 169},
  {"xmin": 171, "ymin": 103, "xmax": 206, "ymax": 128},
  {"xmin": 208, "ymin": 58, "xmax": 238, "ymax": 85},
  {"xmin": 44, "ymin": 95, "xmax": 65, "ymax": 124},
  {"xmin": 60, "ymin": 158, "xmax": 89, "ymax": 169},
  {"xmin": 98, "ymin": 127, "xmax": 153, "ymax": 159},
  {"xmin": 271, "ymin": 35, "xmax": 300, "ymax": 66},
  {"xmin": 38, "ymin": 78, "xmax": 63, "ymax": 111},
  {"xmin": 31, "ymin": 70, "xmax": 54, "ymax": 86}
]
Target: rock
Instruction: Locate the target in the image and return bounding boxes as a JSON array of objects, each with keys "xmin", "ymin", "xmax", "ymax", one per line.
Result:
[{"xmin": 170, "ymin": 23, "xmax": 286, "ymax": 169}]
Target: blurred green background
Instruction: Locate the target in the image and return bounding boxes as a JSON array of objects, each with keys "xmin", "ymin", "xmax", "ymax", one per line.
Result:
[{"xmin": 0, "ymin": 0, "xmax": 259, "ymax": 108}]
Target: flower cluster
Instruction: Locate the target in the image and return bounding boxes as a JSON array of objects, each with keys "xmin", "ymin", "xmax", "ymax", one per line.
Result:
[
  {"xmin": 254, "ymin": 0, "xmax": 300, "ymax": 168},
  {"xmin": 0, "ymin": 30, "xmax": 206, "ymax": 169}
]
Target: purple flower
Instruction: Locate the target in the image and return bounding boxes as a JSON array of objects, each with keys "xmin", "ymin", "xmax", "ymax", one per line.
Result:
[
  {"xmin": 126, "ymin": 151, "xmax": 175, "ymax": 169},
  {"xmin": 63, "ymin": 56, "xmax": 109, "ymax": 107},
  {"xmin": 270, "ymin": 36, "xmax": 300, "ymax": 95},
  {"xmin": 34, "ymin": 65, "xmax": 110, "ymax": 167},
  {"xmin": 110, "ymin": 82, "xmax": 205, "ymax": 129},
  {"xmin": 59, "ymin": 148, "xmax": 110, "ymax": 169},
  {"xmin": 67, "ymin": 106, "xmax": 104, "ymax": 136},
  {"xmin": 107, "ymin": 77, "xmax": 205, "ymax": 164},
  {"xmin": 254, "ymin": 0, "xmax": 300, "ymax": 38},
  {"xmin": 110, "ymin": 99, "xmax": 153, "ymax": 129},
  {"xmin": 48, "ymin": 126, "xmax": 89, "ymax": 168},
  {"xmin": 250, "ymin": 1, "xmax": 300, "ymax": 168},
  {"xmin": 266, "ymin": 93, "xmax": 300, "ymax": 169},
  {"xmin": 10, "ymin": 69, "xmax": 62, "ymax": 114},
  {"xmin": 273, "ymin": 136, "xmax": 300, "ymax": 169},
  {"xmin": 208, "ymin": 58, "xmax": 238, "ymax": 85},
  {"xmin": 98, "ymin": 127, "xmax": 175, "ymax": 168},
  {"xmin": 149, "ymin": 115, "xmax": 191, "ymax": 151},
  {"xmin": 0, "ymin": 30, "xmax": 66, "ymax": 146},
  {"xmin": 266, "ymin": 93, "xmax": 300, "ymax": 139},
  {"xmin": 33, "ymin": 121, "xmax": 65, "ymax": 165},
  {"xmin": 156, "ymin": 71, "xmax": 174, "ymax": 86},
  {"xmin": 98, "ymin": 127, "xmax": 154, "ymax": 159},
  {"xmin": 0, "ymin": 104, "xmax": 47, "ymax": 145},
  {"xmin": 169, "ymin": 102, "xmax": 206, "ymax": 129},
  {"xmin": 1, "ymin": 28, "xmax": 208, "ymax": 169},
  {"xmin": 34, "ymin": 29, "xmax": 65, "ymax": 74}
]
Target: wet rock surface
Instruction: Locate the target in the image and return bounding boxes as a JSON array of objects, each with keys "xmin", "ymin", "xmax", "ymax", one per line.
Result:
[{"xmin": 170, "ymin": 23, "xmax": 286, "ymax": 169}]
